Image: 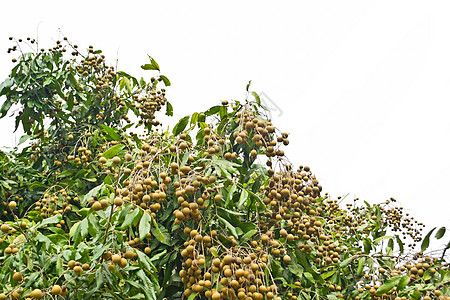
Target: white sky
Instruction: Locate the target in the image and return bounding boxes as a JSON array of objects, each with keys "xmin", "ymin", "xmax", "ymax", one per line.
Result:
[{"xmin": 1, "ymin": 1, "xmax": 450, "ymax": 250}]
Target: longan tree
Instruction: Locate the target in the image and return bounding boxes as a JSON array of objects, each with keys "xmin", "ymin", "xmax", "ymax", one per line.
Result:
[{"xmin": 0, "ymin": 36, "xmax": 449, "ymax": 300}]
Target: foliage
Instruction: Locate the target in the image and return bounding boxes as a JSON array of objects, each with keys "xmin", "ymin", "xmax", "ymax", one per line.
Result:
[{"xmin": 0, "ymin": 36, "xmax": 449, "ymax": 300}]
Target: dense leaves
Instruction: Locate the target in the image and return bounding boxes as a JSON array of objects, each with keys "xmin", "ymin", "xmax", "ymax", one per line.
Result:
[{"xmin": 0, "ymin": 36, "xmax": 449, "ymax": 299}]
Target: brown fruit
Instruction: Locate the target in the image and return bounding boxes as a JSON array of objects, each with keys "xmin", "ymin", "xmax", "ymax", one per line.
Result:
[
  {"xmin": 112, "ymin": 156, "xmax": 121, "ymax": 165},
  {"xmin": 124, "ymin": 250, "xmax": 134, "ymax": 259},
  {"xmin": 108, "ymin": 263, "xmax": 115, "ymax": 271},
  {"xmin": 12, "ymin": 272, "xmax": 22, "ymax": 282},
  {"xmin": 114, "ymin": 197, "xmax": 123, "ymax": 206},
  {"xmin": 92, "ymin": 201, "xmax": 102, "ymax": 211},
  {"xmin": 0, "ymin": 224, "xmax": 10, "ymax": 233},
  {"xmin": 68, "ymin": 260, "xmax": 76, "ymax": 269},
  {"xmin": 30, "ymin": 289, "xmax": 43, "ymax": 299},
  {"xmin": 112, "ymin": 254, "xmax": 122, "ymax": 264},
  {"xmin": 51, "ymin": 285, "xmax": 62, "ymax": 295},
  {"xmin": 73, "ymin": 265, "xmax": 82, "ymax": 273},
  {"xmin": 8, "ymin": 201, "xmax": 17, "ymax": 209},
  {"xmin": 119, "ymin": 258, "xmax": 128, "ymax": 268}
]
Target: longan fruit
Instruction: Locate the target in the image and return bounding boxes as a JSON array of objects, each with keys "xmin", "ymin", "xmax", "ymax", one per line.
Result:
[
  {"xmin": 51, "ymin": 285, "xmax": 62, "ymax": 295},
  {"xmin": 8, "ymin": 201, "xmax": 17, "ymax": 209},
  {"xmin": 112, "ymin": 254, "xmax": 122, "ymax": 264},
  {"xmin": 112, "ymin": 156, "xmax": 121, "ymax": 165},
  {"xmin": 12, "ymin": 272, "xmax": 23, "ymax": 282},
  {"xmin": 30, "ymin": 289, "xmax": 43, "ymax": 299}
]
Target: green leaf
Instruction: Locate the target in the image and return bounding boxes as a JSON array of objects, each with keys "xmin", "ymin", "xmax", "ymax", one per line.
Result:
[
  {"xmin": 421, "ymin": 227, "xmax": 436, "ymax": 252},
  {"xmin": 136, "ymin": 249, "xmax": 155, "ymax": 272},
  {"xmin": 120, "ymin": 207, "xmax": 141, "ymax": 230},
  {"xmin": 436, "ymin": 227, "xmax": 446, "ymax": 239},
  {"xmin": 159, "ymin": 75, "xmax": 171, "ymax": 86},
  {"xmin": 18, "ymin": 134, "xmax": 30, "ymax": 145},
  {"xmin": 288, "ymin": 263, "xmax": 304, "ymax": 277},
  {"xmin": 0, "ymin": 99, "xmax": 12, "ymax": 118},
  {"xmin": 356, "ymin": 257, "xmax": 365, "ymax": 276},
  {"xmin": 35, "ymin": 214, "xmax": 62, "ymax": 229},
  {"xmin": 80, "ymin": 217, "xmax": 89, "ymax": 239},
  {"xmin": 100, "ymin": 124, "xmax": 122, "ymax": 141},
  {"xmin": 217, "ymin": 215, "xmax": 238, "ymax": 238},
  {"xmin": 172, "ymin": 115, "xmax": 190, "ymax": 135},
  {"xmin": 397, "ymin": 275, "xmax": 410, "ymax": 291},
  {"xmin": 304, "ymin": 272, "xmax": 315, "ymax": 284},
  {"xmin": 24, "ymin": 272, "xmax": 40, "ymax": 289},
  {"xmin": 395, "ymin": 235, "xmax": 404, "ymax": 254},
  {"xmin": 93, "ymin": 243, "xmax": 111, "ymax": 261},
  {"xmin": 204, "ymin": 105, "xmax": 221, "ymax": 116},
  {"xmin": 251, "ymin": 91, "xmax": 261, "ymax": 105},
  {"xmin": 35, "ymin": 234, "xmax": 51, "ymax": 245},
  {"xmin": 141, "ymin": 55, "xmax": 160, "ymax": 71},
  {"xmin": 0, "ymin": 78, "xmax": 14, "ymax": 95},
  {"xmin": 238, "ymin": 189, "xmax": 249, "ymax": 207},
  {"xmin": 339, "ymin": 257, "xmax": 352, "ymax": 268},
  {"xmin": 374, "ymin": 235, "xmax": 392, "ymax": 245},
  {"xmin": 320, "ymin": 270, "xmax": 335, "ymax": 280},
  {"xmin": 246, "ymin": 80, "xmax": 252, "ymax": 91},
  {"xmin": 187, "ymin": 292, "xmax": 199, "ymax": 300},
  {"xmin": 376, "ymin": 276, "xmax": 401, "ymax": 295},
  {"xmin": 225, "ymin": 184, "xmax": 236, "ymax": 207},
  {"xmin": 241, "ymin": 229, "xmax": 257, "ymax": 243},
  {"xmin": 82, "ymin": 185, "xmax": 102, "ymax": 205},
  {"xmin": 151, "ymin": 219, "xmax": 171, "ymax": 245},
  {"xmin": 141, "ymin": 64, "xmax": 159, "ymax": 71},
  {"xmin": 165, "ymin": 101, "xmax": 173, "ymax": 116},
  {"xmin": 102, "ymin": 144, "xmax": 125, "ymax": 159},
  {"xmin": 139, "ymin": 212, "xmax": 152, "ymax": 240},
  {"xmin": 363, "ymin": 238, "xmax": 372, "ymax": 254},
  {"xmin": 210, "ymin": 248, "xmax": 218, "ymax": 257}
]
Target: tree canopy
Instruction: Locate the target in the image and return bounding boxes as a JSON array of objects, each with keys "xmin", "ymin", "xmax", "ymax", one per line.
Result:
[{"xmin": 0, "ymin": 36, "xmax": 449, "ymax": 300}]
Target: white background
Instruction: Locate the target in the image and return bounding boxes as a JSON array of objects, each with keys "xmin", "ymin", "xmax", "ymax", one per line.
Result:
[{"xmin": 1, "ymin": 1, "xmax": 449, "ymax": 250}]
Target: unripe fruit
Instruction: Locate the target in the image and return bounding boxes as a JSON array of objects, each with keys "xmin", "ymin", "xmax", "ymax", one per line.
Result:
[
  {"xmin": 68, "ymin": 260, "xmax": 76, "ymax": 269},
  {"xmin": 82, "ymin": 263, "xmax": 90, "ymax": 270},
  {"xmin": 99, "ymin": 157, "xmax": 107, "ymax": 164}
]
